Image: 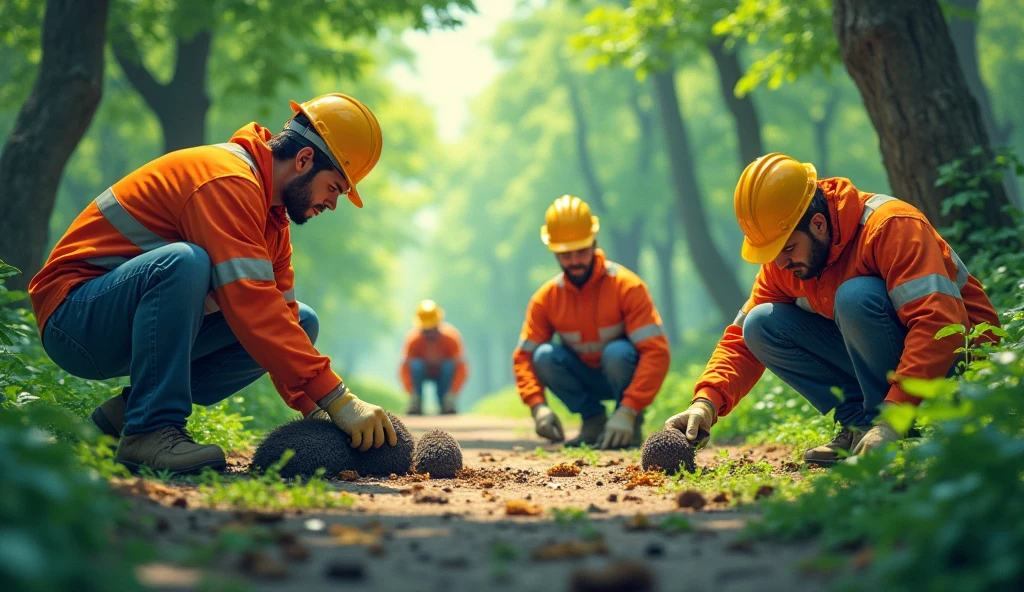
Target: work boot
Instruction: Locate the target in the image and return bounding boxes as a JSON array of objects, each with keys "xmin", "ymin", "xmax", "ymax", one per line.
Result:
[
  {"xmin": 407, "ymin": 396, "xmax": 423, "ymax": 416},
  {"xmin": 564, "ymin": 413, "xmax": 607, "ymax": 448},
  {"xmin": 116, "ymin": 426, "xmax": 226, "ymax": 475},
  {"xmin": 91, "ymin": 388, "xmax": 130, "ymax": 439},
  {"xmin": 803, "ymin": 426, "xmax": 866, "ymax": 467},
  {"xmin": 441, "ymin": 393, "xmax": 457, "ymax": 415}
]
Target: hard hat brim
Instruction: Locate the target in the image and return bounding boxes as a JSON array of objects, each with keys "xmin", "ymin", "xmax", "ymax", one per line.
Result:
[
  {"xmin": 545, "ymin": 236, "xmax": 596, "ymax": 253},
  {"xmin": 741, "ymin": 229, "xmax": 794, "ymax": 264}
]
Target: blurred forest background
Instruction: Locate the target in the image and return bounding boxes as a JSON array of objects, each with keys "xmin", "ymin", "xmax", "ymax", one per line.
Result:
[{"xmin": 1, "ymin": 0, "xmax": 1022, "ymax": 411}]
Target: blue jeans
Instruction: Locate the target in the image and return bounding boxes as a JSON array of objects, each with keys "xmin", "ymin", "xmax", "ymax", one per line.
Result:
[
  {"xmin": 532, "ymin": 339, "xmax": 639, "ymax": 419},
  {"xmin": 408, "ymin": 359, "xmax": 455, "ymax": 404},
  {"xmin": 742, "ymin": 276, "xmax": 907, "ymax": 428},
  {"xmin": 41, "ymin": 243, "xmax": 319, "ymax": 435}
]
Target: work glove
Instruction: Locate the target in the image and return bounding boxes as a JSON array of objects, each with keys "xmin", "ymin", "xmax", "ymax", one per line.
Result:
[
  {"xmin": 317, "ymin": 384, "xmax": 398, "ymax": 451},
  {"xmin": 596, "ymin": 406, "xmax": 637, "ymax": 450},
  {"xmin": 531, "ymin": 403, "xmax": 565, "ymax": 442},
  {"xmin": 850, "ymin": 420, "xmax": 901, "ymax": 456},
  {"xmin": 664, "ymin": 398, "xmax": 716, "ymax": 448}
]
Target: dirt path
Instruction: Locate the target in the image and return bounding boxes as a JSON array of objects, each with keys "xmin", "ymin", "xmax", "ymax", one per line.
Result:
[{"xmin": 127, "ymin": 414, "xmax": 831, "ymax": 591}]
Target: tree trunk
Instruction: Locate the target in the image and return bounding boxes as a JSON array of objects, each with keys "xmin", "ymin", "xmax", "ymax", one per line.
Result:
[
  {"xmin": 112, "ymin": 26, "xmax": 212, "ymax": 153},
  {"xmin": 947, "ymin": 0, "xmax": 1020, "ymax": 208},
  {"xmin": 706, "ymin": 38, "xmax": 765, "ymax": 166},
  {"xmin": 834, "ymin": 0, "xmax": 1013, "ymax": 237},
  {"xmin": 563, "ymin": 68, "xmax": 642, "ymax": 270},
  {"xmin": 651, "ymin": 68, "xmax": 745, "ymax": 321},
  {"xmin": 0, "ymin": 0, "xmax": 109, "ymax": 291},
  {"xmin": 652, "ymin": 217, "xmax": 681, "ymax": 346},
  {"xmin": 812, "ymin": 86, "xmax": 841, "ymax": 178}
]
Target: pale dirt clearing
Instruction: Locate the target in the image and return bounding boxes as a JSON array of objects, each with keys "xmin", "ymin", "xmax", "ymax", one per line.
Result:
[{"xmin": 121, "ymin": 414, "xmax": 837, "ymax": 592}]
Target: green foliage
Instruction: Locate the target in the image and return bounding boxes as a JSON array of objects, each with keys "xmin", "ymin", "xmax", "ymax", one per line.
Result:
[
  {"xmin": 669, "ymin": 454, "xmax": 808, "ymax": 504},
  {"xmin": 749, "ymin": 315, "xmax": 1024, "ymax": 589},
  {"xmin": 936, "ymin": 146, "xmax": 1024, "ymax": 309},
  {"xmin": 560, "ymin": 443, "xmax": 600, "ymax": 466},
  {"xmin": 198, "ymin": 452, "xmax": 356, "ymax": 511},
  {"xmin": 186, "ymin": 402, "xmax": 258, "ymax": 452},
  {"xmin": 0, "ymin": 405, "xmax": 144, "ymax": 591},
  {"xmin": 711, "ymin": 0, "xmax": 836, "ymax": 95}
]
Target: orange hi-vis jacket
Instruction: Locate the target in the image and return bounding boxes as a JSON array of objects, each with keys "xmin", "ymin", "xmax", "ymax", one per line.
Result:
[
  {"xmin": 399, "ymin": 322, "xmax": 468, "ymax": 395},
  {"xmin": 695, "ymin": 177, "xmax": 1000, "ymax": 418},
  {"xmin": 513, "ymin": 249, "xmax": 671, "ymax": 413},
  {"xmin": 29, "ymin": 124, "xmax": 340, "ymax": 416}
]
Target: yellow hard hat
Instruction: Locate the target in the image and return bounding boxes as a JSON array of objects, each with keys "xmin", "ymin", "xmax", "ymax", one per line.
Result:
[
  {"xmin": 286, "ymin": 93, "xmax": 383, "ymax": 209},
  {"xmin": 415, "ymin": 299, "xmax": 444, "ymax": 330},
  {"xmin": 540, "ymin": 195, "xmax": 600, "ymax": 253},
  {"xmin": 734, "ymin": 153, "xmax": 818, "ymax": 264}
]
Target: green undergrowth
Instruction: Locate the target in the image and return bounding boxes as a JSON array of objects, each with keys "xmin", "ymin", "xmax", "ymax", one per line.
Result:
[
  {"xmin": 196, "ymin": 452, "xmax": 356, "ymax": 511},
  {"xmin": 666, "ymin": 451, "xmax": 812, "ymax": 505}
]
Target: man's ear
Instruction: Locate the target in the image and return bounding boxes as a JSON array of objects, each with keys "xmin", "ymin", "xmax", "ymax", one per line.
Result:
[
  {"xmin": 295, "ymin": 146, "xmax": 315, "ymax": 172},
  {"xmin": 811, "ymin": 212, "xmax": 828, "ymax": 239}
]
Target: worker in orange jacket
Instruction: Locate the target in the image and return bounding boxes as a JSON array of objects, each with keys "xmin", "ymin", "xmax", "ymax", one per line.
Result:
[
  {"xmin": 665, "ymin": 153, "xmax": 1000, "ymax": 465},
  {"xmin": 513, "ymin": 195, "xmax": 671, "ymax": 450},
  {"xmin": 399, "ymin": 300, "xmax": 467, "ymax": 415},
  {"xmin": 29, "ymin": 94, "xmax": 398, "ymax": 474}
]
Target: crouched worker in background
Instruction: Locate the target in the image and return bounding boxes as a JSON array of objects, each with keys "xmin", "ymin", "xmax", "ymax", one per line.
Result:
[
  {"xmin": 513, "ymin": 195, "xmax": 671, "ymax": 450},
  {"xmin": 29, "ymin": 93, "xmax": 398, "ymax": 474},
  {"xmin": 665, "ymin": 153, "xmax": 1000, "ymax": 465},
  {"xmin": 399, "ymin": 299, "xmax": 468, "ymax": 415}
]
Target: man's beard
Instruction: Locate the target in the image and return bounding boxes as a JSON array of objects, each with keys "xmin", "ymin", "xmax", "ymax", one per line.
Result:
[
  {"xmin": 281, "ymin": 168, "xmax": 317, "ymax": 225},
  {"xmin": 562, "ymin": 258, "xmax": 595, "ymax": 287},
  {"xmin": 790, "ymin": 234, "xmax": 830, "ymax": 280}
]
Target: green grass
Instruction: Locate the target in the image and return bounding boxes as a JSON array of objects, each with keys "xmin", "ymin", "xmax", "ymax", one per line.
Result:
[{"xmin": 197, "ymin": 451, "xmax": 356, "ymax": 511}]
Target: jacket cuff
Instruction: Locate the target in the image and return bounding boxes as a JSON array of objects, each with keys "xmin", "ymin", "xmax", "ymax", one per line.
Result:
[
  {"xmin": 693, "ymin": 386, "xmax": 729, "ymax": 418},
  {"xmin": 309, "ymin": 370, "xmax": 344, "ymax": 405},
  {"xmin": 620, "ymin": 396, "xmax": 646, "ymax": 415},
  {"xmin": 522, "ymin": 393, "xmax": 546, "ymax": 409}
]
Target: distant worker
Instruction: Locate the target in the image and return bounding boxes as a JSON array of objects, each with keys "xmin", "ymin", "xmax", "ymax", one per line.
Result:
[
  {"xmin": 513, "ymin": 195, "xmax": 671, "ymax": 450},
  {"xmin": 29, "ymin": 93, "xmax": 398, "ymax": 475},
  {"xmin": 665, "ymin": 153, "xmax": 1000, "ymax": 465},
  {"xmin": 400, "ymin": 300, "xmax": 467, "ymax": 415}
]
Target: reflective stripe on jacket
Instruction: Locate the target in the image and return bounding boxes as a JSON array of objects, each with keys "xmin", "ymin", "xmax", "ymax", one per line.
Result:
[
  {"xmin": 399, "ymin": 322, "xmax": 468, "ymax": 395},
  {"xmin": 29, "ymin": 124, "xmax": 340, "ymax": 415},
  {"xmin": 512, "ymin": 249, "xmax": 670, "ymax": 412},
  {"xmin": 695, "ymin": 177, "xmax": 1000, "ymax": 417}
]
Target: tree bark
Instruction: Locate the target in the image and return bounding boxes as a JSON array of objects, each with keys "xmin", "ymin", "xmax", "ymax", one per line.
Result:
[
  {"xmin": 563, "ymin": 68, "xmax": 642, "ymax": 270},
  {"xmin": 651, "ymin": 68, "xmax": 745, "ymax": 321},
  {"xmin": 834, "ymin": 0, "xmax": 1013, "ymax": 236},
  {"xmin": 0, "ymin": 0, "xmax": 109, "ymax": 291},
  {"xmin": 112, "ymin": 25, "xmax": 212, "ymax": 153},
  {"xmin": 946, "ymin": 0, "xmax": 1020, "ymax": 207},
  {"xmin": 706, "ymin": 38, "xmax": 765, "ymax": 166}
]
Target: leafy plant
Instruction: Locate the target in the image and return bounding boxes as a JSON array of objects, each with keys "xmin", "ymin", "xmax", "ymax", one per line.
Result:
[{"xmin": 197, "ymin": 451, "xmax": 356, "ymax": 511}]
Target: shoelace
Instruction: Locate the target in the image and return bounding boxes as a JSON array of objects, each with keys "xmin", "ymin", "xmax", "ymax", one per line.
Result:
[{"xmin": 159, "ymin": 426, "xmax": 196, "ymax": 448}]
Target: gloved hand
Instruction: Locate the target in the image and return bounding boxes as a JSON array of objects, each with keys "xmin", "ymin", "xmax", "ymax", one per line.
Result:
[
  {"xmin": 317, "ymin": 384, "xmax": 398, "ymax": 451},
  {"xmin": 531, "ymin": 403, "xmax": 564, "ymax": 442},
  {"xmin": 664, "ymin": 398, "xmax": 716, "ymax": 447},
  {"xmin": 850, "ymin": 420, "xmax": 901, "ymax": 456},
  {"xmin": 596, "ymin": 406, "xmax": 637, "ymax": 450}
]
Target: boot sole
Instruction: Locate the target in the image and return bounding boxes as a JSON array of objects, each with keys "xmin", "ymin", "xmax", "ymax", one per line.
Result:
[
  {"xmin": 803, "ymin": 458, "xmax": 841, "ymax": 468},
  {"xmin": 117, "ymin": 458, "xmax": 227, "ymax": 475},
  {"xmin": 91, "ymin": 407, "xmax": 122, "ymax": 439}
]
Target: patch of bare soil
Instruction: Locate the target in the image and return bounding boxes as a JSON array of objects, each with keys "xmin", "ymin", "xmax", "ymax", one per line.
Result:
[{"xmin": 120, "ymin": 414, "xmax": 835, "ymax": 592}]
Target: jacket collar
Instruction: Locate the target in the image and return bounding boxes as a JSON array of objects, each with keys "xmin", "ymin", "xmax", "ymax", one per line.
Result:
[
  {"xmin": 227, "ymin": 123, "xmax": 289, "ymax": 228},
  {"xmin": 819, "ymin": 177, "xmax": 866, "ymax": 267},
  {"xmin": 559, "ymin": 248, "xmax": 608, "ymax": 290}
]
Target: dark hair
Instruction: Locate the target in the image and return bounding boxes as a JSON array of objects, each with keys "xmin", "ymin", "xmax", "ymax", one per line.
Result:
[
  {"xmin": 795, "ymin": 186, "xmax": 831, "ymax": 235},
  {"xmin": 268, "ymin": 113, "xmax": 336, "ymax": 174}
]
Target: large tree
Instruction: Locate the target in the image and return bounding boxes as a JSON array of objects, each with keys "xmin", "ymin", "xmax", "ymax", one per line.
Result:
[
  {"xmin": 834, "ymin": 0, "xmax": 1013, "ymax": 234},
  {"xmin": 0, "ymin": 0, "xmax": 109, "ymax": 293}
]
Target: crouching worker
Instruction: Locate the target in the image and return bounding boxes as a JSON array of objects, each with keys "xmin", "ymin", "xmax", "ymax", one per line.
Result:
[
  {"xmin": 399, "ymin": 300, "xmax": 468, "ymax": 415},
  {"xmin": 665, "ymin": 153, "xmax": 999, "ymax": 465},
  {"xmin": 29, "ymin": 93, "xmax": 398, "ymax": 474},
  {"xmin": 513, "ymin": 195, "xmax": 670, "ymax": 450}
]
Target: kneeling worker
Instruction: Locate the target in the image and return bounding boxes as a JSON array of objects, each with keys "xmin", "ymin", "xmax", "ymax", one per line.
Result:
[
  {"xmin": 665, "ymin": 153, "xmax": 1000, "ymax": 464},
  {"xmin": 400, "ymin": 300, "xmax": 467, "ymax": 415},
  {"xmin": 512, "ymin": 195, "xmax": 670, "ymax": 449}
]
